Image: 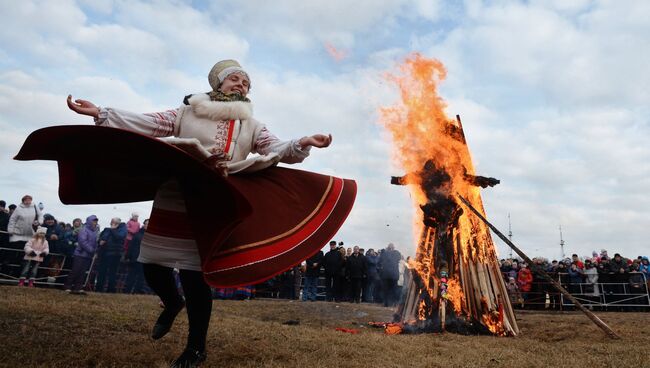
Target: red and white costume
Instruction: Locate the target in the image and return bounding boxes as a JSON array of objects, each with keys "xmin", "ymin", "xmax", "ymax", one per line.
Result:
[
  {"xmin": 95, "ymin": 94, "xmax": 310, "ymax": 271},
  {"xmin": 16, "ymin": 95, "xmax": 356, "ymax": 288}
]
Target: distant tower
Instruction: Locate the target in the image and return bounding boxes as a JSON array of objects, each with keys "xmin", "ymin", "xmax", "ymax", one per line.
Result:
[
  {"xmin": 507, "ymin": 213, "xmax": 513, "ymax": 259},
  {"xmin": 560, "ymin": 225, "xmax": 566, "ymax": 259}
]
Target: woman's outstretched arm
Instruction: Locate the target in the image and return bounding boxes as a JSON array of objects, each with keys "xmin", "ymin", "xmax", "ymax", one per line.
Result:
[{"xmin": 67, "ymin": 95, "xmax": 179, "ymax": 137}]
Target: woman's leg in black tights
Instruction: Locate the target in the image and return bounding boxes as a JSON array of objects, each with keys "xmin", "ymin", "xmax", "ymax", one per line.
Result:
[
  {"xmin": 178, "ymin": 270, "xmax": 213, "ymax": 352},
  {"xmin": 143, "ymin": 263, "xmax": 184, "ymax": 326}
]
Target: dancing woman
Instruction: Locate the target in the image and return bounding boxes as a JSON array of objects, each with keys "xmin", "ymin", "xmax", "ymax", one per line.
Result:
[{"xmin": 63, "ymin": 60, "xmax": 339, "ymax": 367}]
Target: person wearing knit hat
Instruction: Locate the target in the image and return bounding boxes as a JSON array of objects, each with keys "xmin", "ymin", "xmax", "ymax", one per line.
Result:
[
  {"xmin": 60, "ymin": 59, "xmax": 353, "ymax": 368},
  {"xmin": 125, "ymin": 212, "xmax": 141, "ymax": 252},
  {"xmin": 207, "ymin": 59, "xmax": 250, "ymax": 92},
  {"xmin": 18, "ymin": 226, "xmax": 49, "ymax": 287}
]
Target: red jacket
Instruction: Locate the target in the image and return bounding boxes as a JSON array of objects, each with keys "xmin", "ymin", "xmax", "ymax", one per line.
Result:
[{"xmin": 517, "ymin": 268, "xmax": 533, "ymax": 292}]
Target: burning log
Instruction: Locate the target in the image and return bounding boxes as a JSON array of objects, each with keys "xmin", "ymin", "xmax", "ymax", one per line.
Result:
[
  {"xmin": 456, "ymin": 194, "xmax": 621, "ymax": 339},
  {"xmin": 390, "ymin": 123, "xmax": 519, "ymax": 336},
  {"xmin": 380, "ymin": 54, "xmax": 518, "ymax": 336}
]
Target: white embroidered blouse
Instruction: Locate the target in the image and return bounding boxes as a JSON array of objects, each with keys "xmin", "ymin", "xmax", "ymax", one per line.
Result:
[{"xmin": 94, "ymin": 97, "xmax": 310, "ymax": 171}]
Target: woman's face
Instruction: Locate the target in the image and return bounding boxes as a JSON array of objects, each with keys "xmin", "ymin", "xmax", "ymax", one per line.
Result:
[
  {"xmin": 219, "ymin": 73, "xmax": 250, "ymax": 96},
  {"xmin": 22, "ymin": 197, "xmax": 32, "ymax": 206}
]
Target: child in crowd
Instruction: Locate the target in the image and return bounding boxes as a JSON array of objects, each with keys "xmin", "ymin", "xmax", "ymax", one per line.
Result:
[
  {"xmin": 506, "ymin": 277, "xmax": 522, "ymax": 308},
  {"xmin": 18, "ymin": 227, "xmax": 49, "ymax": 287}
]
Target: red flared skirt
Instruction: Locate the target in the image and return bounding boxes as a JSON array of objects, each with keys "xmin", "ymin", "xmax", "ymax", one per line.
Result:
[{"xmin": 15, "ymin": 125, "xmax": 356, "ymax": 287}]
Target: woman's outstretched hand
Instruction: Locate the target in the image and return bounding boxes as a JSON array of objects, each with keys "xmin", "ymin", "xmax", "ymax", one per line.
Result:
[
  {"xmin": 67, "ymin": 95, "xmax": 100, "ymax": 118},
  {"xmin": 299, "ymin": 134, "xmax": 332, "ymax": 149}
]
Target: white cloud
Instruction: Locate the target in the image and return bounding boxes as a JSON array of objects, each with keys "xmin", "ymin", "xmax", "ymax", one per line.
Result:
[
  {"xmin": 112, "ymin": 1, "xmax": 249, "ymax": 66},
  {"xmin": 213, "ymin": 0, "xmax": 410, "ymax": 50}
]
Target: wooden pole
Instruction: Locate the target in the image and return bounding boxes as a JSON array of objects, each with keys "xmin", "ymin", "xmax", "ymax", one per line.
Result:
[{"xmin": 456, "ymin": 193, "xmax": 621, "ymax": 339}]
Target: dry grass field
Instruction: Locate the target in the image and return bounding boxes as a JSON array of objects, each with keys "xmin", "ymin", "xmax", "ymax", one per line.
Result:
[{"xmin": 0, "ymin": 285, "xmax": 647, "ymax": 368}]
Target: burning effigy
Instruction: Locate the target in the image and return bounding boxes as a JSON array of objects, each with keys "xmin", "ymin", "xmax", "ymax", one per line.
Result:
[{"xmin": 380, "ymin": 54, "xmax": 519, "ymax": 336}]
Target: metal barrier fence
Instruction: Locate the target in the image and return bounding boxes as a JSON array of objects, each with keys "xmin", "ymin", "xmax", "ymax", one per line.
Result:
[
  {"xmin": 502, "ymin": 271, "xmax": 650, "ymax": 310},
  {"xmin": 0, "ymin": 246, "xmax": 83, "ymax": 286},
  {"xmin": 0, "ymin": 247, "xmax": 138, "ymax": 293}
]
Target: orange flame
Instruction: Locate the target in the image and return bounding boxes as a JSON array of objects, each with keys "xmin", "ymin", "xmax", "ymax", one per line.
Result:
[
  {"xmin": 446, "ymin": 277, "xmax": 464, "ymax": 315},
  {"xmin": 380, "ymin": 53, "xmax": 507, "ymax": 335}
]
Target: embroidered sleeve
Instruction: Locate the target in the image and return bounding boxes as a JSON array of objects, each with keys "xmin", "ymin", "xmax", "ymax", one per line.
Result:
[
  {"xmin": 253, "ymin": 126, "xmax": 311, "ymax": 164},
  {"xmin": 94, "ymin": 107, "xmax": 179, "ymax": 137}
]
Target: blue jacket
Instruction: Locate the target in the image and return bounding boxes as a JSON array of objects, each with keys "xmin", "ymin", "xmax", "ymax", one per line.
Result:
[
  {"xmin": 44, "ymin": 221, "xmax": 64, "ymax": 254},
  {"xmin": 99, "ymin": 222, "xmax": 127, "ymax": 257},
  {"xmin": 61, "ymin": 226, "xmax": 80, "ymax": 257},
  {"xmin": 74, "ymin": 215, "xmax": 98, "ymax": 259},
  {"xmin": 567, "ymin": 267, "xmax": 584, "ymax": 284},
  {"xmin": 638, "ymin": 260, "xmax": 650, "ymax": 276},
  {"xmin": 365, "ymin": 254, "xmax": 380, "ymax": 279}
]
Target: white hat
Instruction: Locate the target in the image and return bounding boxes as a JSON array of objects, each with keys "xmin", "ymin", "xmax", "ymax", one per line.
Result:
[{"xmin": 208, "ymin": 59, "xmax": 249, "ymax": 91}]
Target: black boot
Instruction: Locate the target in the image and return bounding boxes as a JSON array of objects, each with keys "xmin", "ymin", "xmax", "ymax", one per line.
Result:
[
  {"xmin": 169, "ymin": 349, "xmax": 207, "ymax": 368},
  {"xmin": 152, "ymin": 299, "xmax": 185, "ymax": 340}
]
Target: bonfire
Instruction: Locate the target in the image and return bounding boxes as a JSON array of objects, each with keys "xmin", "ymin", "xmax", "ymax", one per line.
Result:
[{"xmin": 380, "ymin": 54, "xmax": 518, "ymax": 336}]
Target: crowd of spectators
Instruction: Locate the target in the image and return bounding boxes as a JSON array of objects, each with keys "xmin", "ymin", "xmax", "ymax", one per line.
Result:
[
  {"xmin": 0, "ymin": 195, "xmax": 147, "ymax": 295},
  {"xmin": 2, "ymin": 195, "xmax": 648, "ymax": 311},
  {"xmin": 259, "ymin": 241, "xmax": 405, "ymax": 306},
  {"xmin": 500, "ymin": 250, "xmax": 649, "ymax": 310},
  {"xmin": 0, "ymin": 195, "xmax": 408, "ymax": 306}
]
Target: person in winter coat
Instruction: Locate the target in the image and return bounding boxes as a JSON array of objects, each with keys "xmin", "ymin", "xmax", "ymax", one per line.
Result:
[
  {"xmin": 639, "ymin": 257, "xmax": 650, "ymax": 277},
  {"xmin": 363, "ymin": 248, "xmax": 380, "ymax": 303},
  {"xmin": 507, "ymin": 262, "xmax": 519, "ymax": 281},
  {"xmin": 124, "ymin": 212, "xmax": 141, "ymax": 252},
  {"xmin": 302, "ymin": 250, "xmax": 323, "ymax": 301},
  {"xmin": 609, "ymin": 253, "xmax": 629, "ymax": 274},
  {"xmin": 323, "ymin": 240, "xmax": 344, "ymax": 302},
  {"xmin": 18, "ymin": 227, "xmax": 49, "ymax": 287},
  {"xmin": 4, "ymin": 195, "xmax": 43, "ymax": 277},
  {"xmin": 61, "ymin": 218, "xmax": 83, "ymax": 262},
  {"xmin": 124, "ymin": 219, "xmax": 148, "ymax": 294},
  {"xmin": 506, "ymin": 277, "xmax": 522, "ymax": 308},
  {"xmin": 41, "ymin": 213, "xmax": 65, "ymax": 280},
  {"xmin": 336, "ymin": 246, "xmax": 348, "ymax": 301},
  {"xmin": 64, "ymin": 215, "xmax": 99, "ymax": 294},
  {"xmin": 567, "ymin": 262, "xmax": 584, "ymax": 294},
  {"xmin": 583, "ymin": 260, "xmax": 599, "ymax": 297},
  {"xmin": 345, "ymin": 246, "xmax": 367, "ymax": 303},
  {"xmin": 517, "ymin": 264, "xmax": 533, "ymax": 305},
  {"xmin": 0, "ymin": 200, "xmax": 9, "ymax": 257},
  {"xmin": 379, "ymin": 243, "xmax": 402, "ymax": 307},
  {"xmin": 95, "ymin": 217, "xmax": 127, "ymax": 293},
  {"xmin": 42, "ymin": 214, "xmax": 63, "ymax": 254}
]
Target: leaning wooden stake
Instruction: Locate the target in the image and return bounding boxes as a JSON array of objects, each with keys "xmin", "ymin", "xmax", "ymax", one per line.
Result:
[{"xmin": 456, "ymin": 194, "xmax": 621, "ymax": 340}]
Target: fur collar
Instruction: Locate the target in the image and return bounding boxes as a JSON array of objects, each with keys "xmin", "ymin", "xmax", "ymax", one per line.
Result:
[{"xmin": 188, "ymin": 93, "xmax": 253, "ymax": 121}]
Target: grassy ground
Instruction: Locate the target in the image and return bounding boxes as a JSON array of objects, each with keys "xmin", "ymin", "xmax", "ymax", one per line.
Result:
[{"xmin": 0, "ymin": 285, "xmax": 647, "ymax": 368}]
